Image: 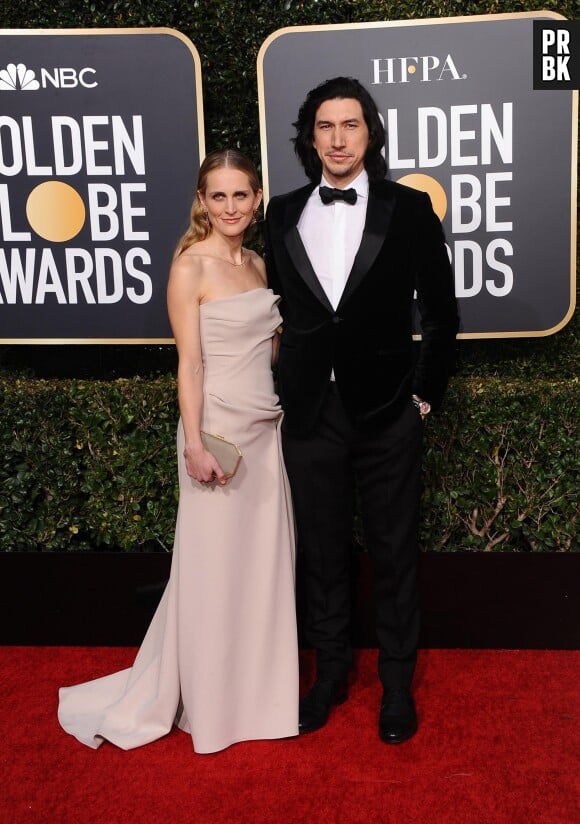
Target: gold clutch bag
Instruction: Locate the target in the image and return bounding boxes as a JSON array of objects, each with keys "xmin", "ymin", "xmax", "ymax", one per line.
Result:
[{"xmin": 200, "ymin": 431, "xmax": 243, "ymax": 479}]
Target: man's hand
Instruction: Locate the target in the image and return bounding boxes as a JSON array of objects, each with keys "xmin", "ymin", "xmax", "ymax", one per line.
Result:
[{"xmin": 412, "ymin": 395, "xmax": 431, "ymax": 420}]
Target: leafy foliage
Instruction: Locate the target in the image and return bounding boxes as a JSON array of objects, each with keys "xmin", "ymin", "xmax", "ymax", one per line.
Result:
[
  {"xmin": 0, "ymin": 376, "xmax": 178, "ymax": 552},
  {"xmin": 1, "ymin": 375, "xmax": 577, "ymax": 552},
  {"xmin": 421, "ymin": 378, "xmax": 578, "ymax": 552}
]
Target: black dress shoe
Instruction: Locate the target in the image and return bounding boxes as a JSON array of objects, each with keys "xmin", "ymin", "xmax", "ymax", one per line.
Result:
[
  {"xmin": 379, "ymin": 687, "xmax": 418, "ymax": 744},
  {"xmin": 298, "ymin": 678, "xmax": 348, "ymax": 734}
]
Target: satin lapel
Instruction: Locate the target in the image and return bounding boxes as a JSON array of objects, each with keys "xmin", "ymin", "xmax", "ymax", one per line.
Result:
[
  {"xmin": 283, "ymin": 186, "xmax": 334, "ymax": 313},
  {"xmin": 337, "ymin": 182, "xmax": 396, "ymax": 309}
]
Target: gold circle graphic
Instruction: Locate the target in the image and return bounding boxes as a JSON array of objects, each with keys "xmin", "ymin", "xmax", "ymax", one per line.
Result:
[
  {"xmin": 408, "ymin": 65, "xmax": 417, "ymax": 75},
  {"xmin": 26, "ymin": 181, "xmax": 86, "ymax": 242},
  {"xmin": 396, "ymin": 173, "xmax": 448, "ymax": 222}
]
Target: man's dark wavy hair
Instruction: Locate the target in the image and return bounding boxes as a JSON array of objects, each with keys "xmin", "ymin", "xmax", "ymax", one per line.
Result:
[{"xmin": 292, "ymin": 76, "xmax": 387, "ymax": 183}]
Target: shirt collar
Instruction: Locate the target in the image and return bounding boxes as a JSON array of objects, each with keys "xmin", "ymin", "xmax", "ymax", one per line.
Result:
[{"xmin": 319, "ymin": 169, "xmax": 369, "ymax": 199}]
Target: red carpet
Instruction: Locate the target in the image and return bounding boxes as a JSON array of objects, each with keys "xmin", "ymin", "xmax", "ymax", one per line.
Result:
[{"xmin": 1, "ymin": 647, "xmax": 578, "ymax": 823}]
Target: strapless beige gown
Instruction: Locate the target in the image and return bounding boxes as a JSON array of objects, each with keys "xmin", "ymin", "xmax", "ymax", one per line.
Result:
[{"xmin": 58, "ymin": 288, "xmax": 299, "ymax": 753}]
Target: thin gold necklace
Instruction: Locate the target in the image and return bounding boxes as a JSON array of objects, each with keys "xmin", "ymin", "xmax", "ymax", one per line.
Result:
[{"xmin": 200, "ymin": 251, "xmax": 246, "ymax": 267}]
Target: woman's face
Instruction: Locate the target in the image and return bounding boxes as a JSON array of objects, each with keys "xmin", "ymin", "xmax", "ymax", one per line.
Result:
[{"xmin": 199, "ymin": 167, "xmax": 262, "ymax": 239}]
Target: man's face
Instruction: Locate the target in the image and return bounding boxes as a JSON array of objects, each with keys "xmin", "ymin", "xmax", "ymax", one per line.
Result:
[{"xmin": 312, "ymin": 97, "xmax": 370, "ymax": 188}]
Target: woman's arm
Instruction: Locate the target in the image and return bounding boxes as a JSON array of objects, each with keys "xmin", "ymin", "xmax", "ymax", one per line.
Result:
[{"xmin": 167, "ymin": 256, "xmax": 226, "ymax": 485}]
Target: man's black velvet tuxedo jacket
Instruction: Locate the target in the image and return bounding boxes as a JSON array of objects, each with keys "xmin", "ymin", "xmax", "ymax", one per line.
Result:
[{"xmin": 265, "ymin": 179, "xmax": 459, "ymax": 435}]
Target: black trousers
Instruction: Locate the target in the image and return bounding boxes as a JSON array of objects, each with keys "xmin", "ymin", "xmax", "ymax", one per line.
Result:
[{"xmin": 282, "ymin": 383, "xmax": 423, "ymax": 689}]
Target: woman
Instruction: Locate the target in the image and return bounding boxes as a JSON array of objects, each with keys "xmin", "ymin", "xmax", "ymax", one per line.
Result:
[{"xmin": 58, "ymin": 150, "xmax": 299, "ymax": 754}]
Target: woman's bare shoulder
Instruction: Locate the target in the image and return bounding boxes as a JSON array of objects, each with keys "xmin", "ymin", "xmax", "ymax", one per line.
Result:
[
  {"xmin": 245, "ymin": 248, "xmax": 266, "ymax": 283},
  {"xmin": 168, "ymin": 250, "xmax": 206, "ymax": 298},
  {"xmin": 244, "ymin": 247, "xmax": 264, "ymax": 264}
]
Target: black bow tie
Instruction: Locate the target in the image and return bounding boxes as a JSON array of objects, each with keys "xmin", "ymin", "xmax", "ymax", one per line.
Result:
[{"xmin": 319, "ymin": 186, "xmax": 358, "ymax": 205}]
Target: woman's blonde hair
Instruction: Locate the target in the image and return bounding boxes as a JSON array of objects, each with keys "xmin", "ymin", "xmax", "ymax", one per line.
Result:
[{"xmin": 173, "ymin": 148, "xmax": 261, "ymax": 260}]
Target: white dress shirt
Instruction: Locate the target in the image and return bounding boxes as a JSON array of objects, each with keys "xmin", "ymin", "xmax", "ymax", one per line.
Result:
[{"xmin": 298, "ymin": 170, "xmax": 369, "ymax": 310}]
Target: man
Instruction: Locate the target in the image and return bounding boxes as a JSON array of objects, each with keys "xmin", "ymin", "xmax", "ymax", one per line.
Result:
[{"xmin": 265, "ymin": 77, "xmax": 459, "ymax": 743}]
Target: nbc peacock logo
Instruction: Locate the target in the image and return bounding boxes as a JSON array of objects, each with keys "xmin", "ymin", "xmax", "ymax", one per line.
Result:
[
  {"xmin": 0, "ymin": 63, "xmax": 40, "ymax": 91},
  {"xmin": 0, "ymin": 62, "xmax": 98, "ymax": 90}
]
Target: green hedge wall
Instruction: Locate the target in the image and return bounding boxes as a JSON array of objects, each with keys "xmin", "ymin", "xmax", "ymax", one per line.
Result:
[
  {"xmin": 1, "ymin": 375, "xmax": 577, "ymax": 552},
  {"xmin": 1, "ymin": 1, "xmax": 578, "ymax": 552}
]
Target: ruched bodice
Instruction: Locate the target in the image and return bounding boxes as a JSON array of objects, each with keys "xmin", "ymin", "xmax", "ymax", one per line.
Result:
[{"xmin": 199, "ymin": 289, "xmax": 282, "ymax": 433}]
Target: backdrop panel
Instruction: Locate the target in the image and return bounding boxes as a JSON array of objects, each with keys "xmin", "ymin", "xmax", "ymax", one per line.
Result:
[
  {"xmin": 0, "ymin": 28, "xmax": 204, "ymax": 343},
  {"xmin": 258, "ymin": 12, "xmax": 577, "ymax": 339}
]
